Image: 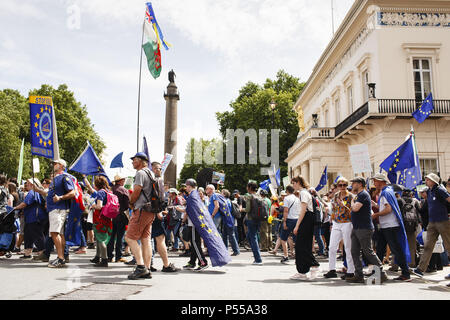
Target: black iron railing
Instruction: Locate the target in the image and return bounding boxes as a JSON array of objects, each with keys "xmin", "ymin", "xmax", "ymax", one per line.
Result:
[
  {"xmin": 335, "ymin": 102, "xmax": 369, "ymax": 137},
  {"xmin": 378, "ymin": 99, "xmax": 450, "ymax": 114}
]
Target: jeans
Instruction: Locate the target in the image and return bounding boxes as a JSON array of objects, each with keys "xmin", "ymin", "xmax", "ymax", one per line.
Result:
[
  {"xmin": 380, "ymin": 227, "xmax": 410, "ymax": 276},
  {"xmin": 223, "ymin": 224, "xmax": 240, "ymax": 254},
  {"xmin": 245, "ymin": 219, "xmax": 262, "ymax": 263},
  {"xmin": 44, "ymin": 236, "xmax": 69, "ymax": 258},
  {"xmin": 107, "ymin": 218, "xmax": 127, "ymax": 260},
  {"xmin": 213, "ymin": 214, "xmax": 223, "ymax": 237},
  {"xmin": 314, "ymin": 225, "xmax": 324, "ymax": 255}
]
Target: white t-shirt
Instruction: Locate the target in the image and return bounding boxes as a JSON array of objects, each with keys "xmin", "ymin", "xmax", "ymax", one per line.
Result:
[
  {"xmin": 299, "ymin": 189, "xmax": 314, "ymax": 212},
  {"xmin": 284, "ymin": 194, "xmax": 300, "ymax": 219},
  {"xmin": 378, "ymin": 196, "xmax": 400, "ymax": 229}
]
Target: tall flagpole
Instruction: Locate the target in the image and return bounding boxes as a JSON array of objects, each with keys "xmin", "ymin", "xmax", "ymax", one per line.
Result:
[
  {"xmin": 137, "ymin": 19, "xmax": 145, "ymax": 153},
  {"xmin": 434, "ymin": 119, "xmax": 440, "ymax": 177},
  {"xmin": 331, "ymin": 0, "xmax": 335, "ymax": 35}
]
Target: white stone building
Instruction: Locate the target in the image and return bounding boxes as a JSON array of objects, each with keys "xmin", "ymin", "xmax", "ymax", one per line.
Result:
[{"xmin": 286, "ymin": 0, "xmax": 450, "ymax": 190}]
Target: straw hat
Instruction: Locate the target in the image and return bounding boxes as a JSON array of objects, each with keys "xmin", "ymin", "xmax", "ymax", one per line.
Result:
[{"xmin": 114, "ymin": 174, "xmax": 126, "ymax": 182}]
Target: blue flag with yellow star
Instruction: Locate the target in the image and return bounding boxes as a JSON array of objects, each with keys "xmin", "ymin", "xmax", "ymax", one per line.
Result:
[
  {"xmin": 29, "ymin": 96, "xmax": 55, "ymax": 159},
  {"xmin": 186, "ymin": 189, "xmax": 231, "ymax": 267},
  {"xmin": 315, "ymin": 165, "xmax": 327, "ymax": 192},
  {"xmin": 69, "ymin": 141, "xmax": 106, "ymax": 177},
  {"xmin": 379, "ymin": 135, "xmax": 415, "ymax": 183},
  {"xmin": 412, "ymin": 93, "xmax": 433, "ymax": 123}
]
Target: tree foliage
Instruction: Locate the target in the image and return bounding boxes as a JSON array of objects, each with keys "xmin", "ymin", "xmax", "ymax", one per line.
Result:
[
  {"xmin": 0, "ymin": 84, "xmax": 105, "ymax": 181},
  {"xmin": 179, "ymin": 70, "xmax": 305, "ymax": 192}
]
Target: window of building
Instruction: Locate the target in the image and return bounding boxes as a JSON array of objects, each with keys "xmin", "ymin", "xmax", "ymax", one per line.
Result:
[
  {"xmin": 347, "ymin": 86, "xmax": 353, "ymax": 115},
  {"xmin": 420, "ymin": 158, "xmax": 438, "ymax": 178},
  {"xmin": 334, "ymin": 98, "xmax": 340, "ymax": 124},
  {"xmin": 362, "ymin": 70, "xmax": 369, "ymax": 102},
  {"xmin": 413, "ymin": 58, "xmax": 433, "ymax": 102}
]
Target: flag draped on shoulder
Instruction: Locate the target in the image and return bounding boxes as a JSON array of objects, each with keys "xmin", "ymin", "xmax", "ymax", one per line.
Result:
[
  {"xmin": 412, "ymin": 93, "xmax": 433, "ymax": 123},
  {"xmin": 378, "ymin": 186, "xmax": 411, "ymax": 264},
  {"xmin": 64, "ymin": 173, "xmax": 85, "ymax": 247},
  {"xmin": 186, "ymin": 190, "xmax": 231, "ymax": 267},
  {"xmin": 142, "ymin": 2, "xmax": 170, "ymax": 79}
]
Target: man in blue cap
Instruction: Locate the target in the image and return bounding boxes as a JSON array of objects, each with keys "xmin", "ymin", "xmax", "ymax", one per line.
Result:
[{"xmin": 126, "ymin": 152, "xmax": 158, "ymax": 280}]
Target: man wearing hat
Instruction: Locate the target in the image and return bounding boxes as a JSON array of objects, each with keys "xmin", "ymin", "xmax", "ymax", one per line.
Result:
[
  {"xmin": 126, "ymin": 152, "xmax": 159, "ymax": 280},
  {"xmin": 346, "ymin": 176, "xmax": 387, "ymax": 283},
  {"xmin": 107, "ymin": 174, "xmax": 130, "ymax": 263},
  {"xmin": 34, "ymin": 159, "xmax": 76, "ymax": 268},
  {"xmin": 371, "ymin": 173, "xmax": 411, "ymax": 281},
  {"xmin": 414, "ymin": 173, "xmax": 450, "ymax": 277}
]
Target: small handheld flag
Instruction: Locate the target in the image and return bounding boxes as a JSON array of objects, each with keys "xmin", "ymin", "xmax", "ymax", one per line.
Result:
[
  {"xmin": 315, "ymin": 166, "xmax": 328, "ymax": 192},
  {"xmin": 110, "ymin": 152, "xmax": 124, "ymax": 169},
  {"xmin": 69, "ymin": 141, "xmax": 107, "ymax": 177},
  {"xmin": 412, "ymin": 93, "xmax": 433, "ymax": 123},
  {"xmin": 29, "ymin": 96, "xmax": 55, "ymax": 159}
]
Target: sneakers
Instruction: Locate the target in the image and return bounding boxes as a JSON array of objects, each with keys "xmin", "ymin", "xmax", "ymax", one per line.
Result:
[
  {"xmin": 252, "ymin": 261, "xmax": 263, "ymax": 266},
  {"xmin": 324, "ymin": 270, "xmax": 338, "ymax": 278},
  {"xmin": 388, "ymin": 266, "xmax": 399, "ymax": 272},
  {"xmin": 125, "ymin": 258, "xmax": 137, "ymax": 266},
  {"xmin": 90, "ymin": 256, "xmax": 100, "ymax": 264},
  {"xmin": 183, "ymin": 262, "xmax": 196, "ymax": 270},
  {"xmin": 48, "ymin": 258, "xmax": 66, "ymax": 268},
  {"xmin": 128, "ymin": 266, "xmax": 150, "ymax": 280},
  {"xmin": 280, "ymin": 256, "xmax": 289, "ymax": 264},
  {"xmin": 116, "ymin": 257, "xmax": 128, "ymax": 263},
  {"xmin": 94, "ymin": 259, "xmax": 108, "ymax": 268},
  {"xmin": 310, "ymin": 267, "xmax": 320, "ymax": 279},
  {"xmin": 231, "ymin": 252, "xmax": 240, "ymax": 256},
  {"xmin": 32, "ymin": 253, "xmax": 49, "ymax": 262},
  {"xmin": 393, "ymin": 275, "xmax": 411, "ymax": 282},
  {"xmin": 290, "ymin": 273, "xmax": 308, "ymax": 280},
  {"xmin": 413, "ymin": 268, "xmax": 424, "ymax": 277},
  {"xmin": 150, "ymin": 266, "xmax": 157, "ymax": 272},
  {"xmin": 19, "ymin": 255, "xmax": 32, "ymax": 260},
  {"xmin": 346, "ymin": 274, "xmax": 364, "ymax": 283},
  {"xmin": 194, "ymin": 264, "xmax": 209, "ymax": 272},
  {"xmin": 341, "ymin": 273, "xmax": 354, "ymax": 280},
  {"xmin": 162, "ymin": 263, "xmax": 180, "ymax": 273},
  {"xmin": 87, "ymin": 243, "xmax": 95, "ymax": 249}
]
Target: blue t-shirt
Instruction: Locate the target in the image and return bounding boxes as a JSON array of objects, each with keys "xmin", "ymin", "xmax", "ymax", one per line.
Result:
[
  {"xmin": 427, "ymin": 185, "xmax": 450, "ymax": 223},
  {"xmin": 24, "ymin": 190, "xmax": 47, "ymax": 224},
  {"xmin": 47, "ymin": 174, "xmax": 75, "ymax": 212},
  {"xmin": 351, "ymin": 190, "xmax": 374, "ymax": 230},
  {"xmin": 208, "ymin": 193, "xmax": 220, "ymax": 217},
  {"xmin": 95, "ymin": 190, "xmax": 108, "ymax": 206}
]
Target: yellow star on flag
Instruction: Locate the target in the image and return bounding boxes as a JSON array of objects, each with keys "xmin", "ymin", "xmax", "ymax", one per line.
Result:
[
  {"xmin": 48, "ymin": 140, "xmax": 52, "ymax": 146},
  {"xmin": 200, "ymin": 223, "xmax": 206, "ymax": 228},
  {"xmin": 207, "ymin": 228, "xmax": 212, "ymax": 233},
  {"xmin": 199, "ymin": 215, "xmax": 204, "ymax": 220},
  {"xmin": 39, "ymin": 138, "xmax": 43, "ymax": 144},
  {"xmin": 40, "ymin": 107, "xmax": 44, "ymax": 113},
  {"xmin": 36, "ymin": 113, "xmax": 40, "ymax": 119},
  {"xmin": 34, "ymin": 122, "xmax": 38, "ymax": 128},
  {"xmin": 43, "ymin": 141, "xmax": 47, "ymax": 147},
  {"xmin": 36, "ymin": 132, "xmax": 39, "ymax": 137}
]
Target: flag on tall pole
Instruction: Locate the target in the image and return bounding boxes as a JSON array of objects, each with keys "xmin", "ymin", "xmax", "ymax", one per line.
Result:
[
  {"xmin": 379, "ymin": 135, "xmax": 416, "ymax": 184},
  {"xmin": 69, "ymin": 141, "xmax": 107, "ymax": 177},
  {"xmin": 17, "ymin": 138, "xmax": 24, "ymax": 184}
]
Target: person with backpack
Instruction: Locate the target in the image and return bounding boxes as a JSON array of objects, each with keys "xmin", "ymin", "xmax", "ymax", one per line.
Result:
[
  {"xmin": 397, "ymin": 189, "xmax": 421, "ymax": 268},
  {"xmin": 89, "ymin": 176, "xmax": 114, "ymax": 267},
  {"xmin": 414, "ymin": 173, "xmax": 450, "ymax": 277},
  {"xmin": 221, "ymin": 189, "xmax": 240, "ymax": 256},
  {"xmin": 243, "ymin": 181, "xmax": 265, "ymax": 265}
]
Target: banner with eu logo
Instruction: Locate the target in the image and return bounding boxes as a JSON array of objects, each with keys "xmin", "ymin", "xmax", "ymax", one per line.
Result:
[{"xmin": 29, "ymin": 96, "xmax": 54, "ymax": 159}]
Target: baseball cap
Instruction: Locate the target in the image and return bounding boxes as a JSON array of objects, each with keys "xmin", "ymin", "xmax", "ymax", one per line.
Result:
[
  {"xmin": 185, "ymin": 179, "xmax": 197, "ymax": 187},
  {"xmin": 350, "ymin": 176, "xmax": 366, "ymax": 186},
  {"xmin": 51, "ymin": 159, "xmax": 67, "ymax": 168},
  {"xmin": 130, "ymin": 152, "xmax": 149, "ymax": 162}
]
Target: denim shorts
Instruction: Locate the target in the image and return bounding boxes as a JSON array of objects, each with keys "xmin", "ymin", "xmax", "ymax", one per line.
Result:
[{"xmin": 280, "ymin": 218, "xmax": 297, "ymax": 241}]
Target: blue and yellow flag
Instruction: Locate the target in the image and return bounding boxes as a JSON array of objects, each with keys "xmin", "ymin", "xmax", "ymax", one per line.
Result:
[
  {"xmin": 186, "ymin": 190, "xmax": 231, "ymax": 267},
  {"xmin": 379, "ymin": 135, "xmax": 415, "ymax": 183},
  {"xmin": 69, "ymin": 141, "xmax": 106, "ymax": 176},
  {"xmin": 315, "ymin": 165, "xmax": 328, "ymax": 191},
  {"xmin": 412, "ymin": 93, "xmax": 433, "ymax": 123},
  {"xmin": 29, "ymin": 96, "xmax": 54, "ymax": 159}
]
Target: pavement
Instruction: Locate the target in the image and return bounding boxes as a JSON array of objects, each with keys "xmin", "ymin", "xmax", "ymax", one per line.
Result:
[{"xmin": 0, "ymin": 247, "xmax": 449, "ymax": 300}]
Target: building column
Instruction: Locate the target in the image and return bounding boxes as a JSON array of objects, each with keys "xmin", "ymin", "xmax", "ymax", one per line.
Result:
[
  {"xmin": 309, "ymin": 158, "xmax": 321, "ymax": 189},
  {"xmin": 300, "ymin": 161, "xmax": 310, "ymax": 183}
]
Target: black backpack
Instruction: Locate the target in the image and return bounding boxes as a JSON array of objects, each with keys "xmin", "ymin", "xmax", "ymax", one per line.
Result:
[
  {"xmin": 249, "ymin": 195, "xmax": 268, "ymax": 222},
  {"xmin": 311, "ymin": 196, "xmax": 323, "ymax": 226},
  {"xmin": 402, "ymin": 198, "xmax": 419, "ymax": 233},
  {"xmin": 142, "ymin": 169, "xmax": 164, "ymax": 213},
  {"xmin": 231, "ymin": 201, "xmax": 241, "ymax": 219}
]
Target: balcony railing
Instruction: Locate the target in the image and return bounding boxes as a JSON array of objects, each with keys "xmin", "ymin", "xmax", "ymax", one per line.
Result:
[
  {"xmin": 378, "ymin": 99, "xmax": 450, "ymax": 114},
  {"xmin": 335, "ymin": 102, "xmax": 369, "ymax": 137}
]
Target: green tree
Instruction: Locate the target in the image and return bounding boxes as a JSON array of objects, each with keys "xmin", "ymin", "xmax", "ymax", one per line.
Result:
[
  {"xmin": 0, "ymin": 84, "xmax": 106, "ymax": 181},
  {"xmin": 215, "ymin": 70, "xmax": 305, "ymax": 191}
]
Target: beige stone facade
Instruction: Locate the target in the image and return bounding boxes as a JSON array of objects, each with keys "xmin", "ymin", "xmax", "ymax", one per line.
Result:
[{"xmin": 286, "ymin": 0, "xmax": 450, "ymax": 191}]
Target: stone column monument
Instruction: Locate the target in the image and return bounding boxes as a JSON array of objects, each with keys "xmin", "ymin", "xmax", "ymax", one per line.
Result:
[{"xmin": 163, "ymin": 70, "xmax": 179, "ymax": 187}]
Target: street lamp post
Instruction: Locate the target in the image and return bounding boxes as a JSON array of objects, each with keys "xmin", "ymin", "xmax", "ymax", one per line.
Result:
[{"xmin": 270, "ymin": 98, "xmax": 276, "ymax": 130}]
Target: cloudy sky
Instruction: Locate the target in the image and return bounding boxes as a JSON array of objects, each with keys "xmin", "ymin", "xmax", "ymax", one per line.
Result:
[{"xmin": 0, "ymin": 0, "xmax": 354, "ymax": 178}]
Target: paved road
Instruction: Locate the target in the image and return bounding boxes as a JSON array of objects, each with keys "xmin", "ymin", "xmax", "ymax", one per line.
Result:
[{"xmin": 0, "ymin": 247, "xmax": 449, "ymax": 300}]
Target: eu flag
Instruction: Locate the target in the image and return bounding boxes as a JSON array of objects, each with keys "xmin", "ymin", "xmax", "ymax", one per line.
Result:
[
  {"xmin": 412, "ymin": 93, "xmax": 433, "ymax": 123},
  {"xmin": 29, "ymin": 96, "xmax": 54, "ymax": 159},
  {"xmin": 379, "ymin": 135, "xmax": 415, "ymax": 183},
  {"xmin": 186, "ymin": 190, "xmax": 231, "ymax": 267},
  {"xmin": 259, "ymin": 179, "xmax": 270, "ymax": 191},
  {"xmin": 315, "ymin": 166, "xmax": 327, "ymax": 192},
  {"xmin": 69, "ymin": 141, "xmax": 106, "ymax": 176},
  {"xmin": 110, "ymin": 152, "xmax": 124, "ymax": 168}
]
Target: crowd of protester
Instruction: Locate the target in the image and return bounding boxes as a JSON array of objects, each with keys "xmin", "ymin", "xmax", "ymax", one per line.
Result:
[{"xmin": 0, "ymin": 156, "xmax": 449, "ymax": 286}]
